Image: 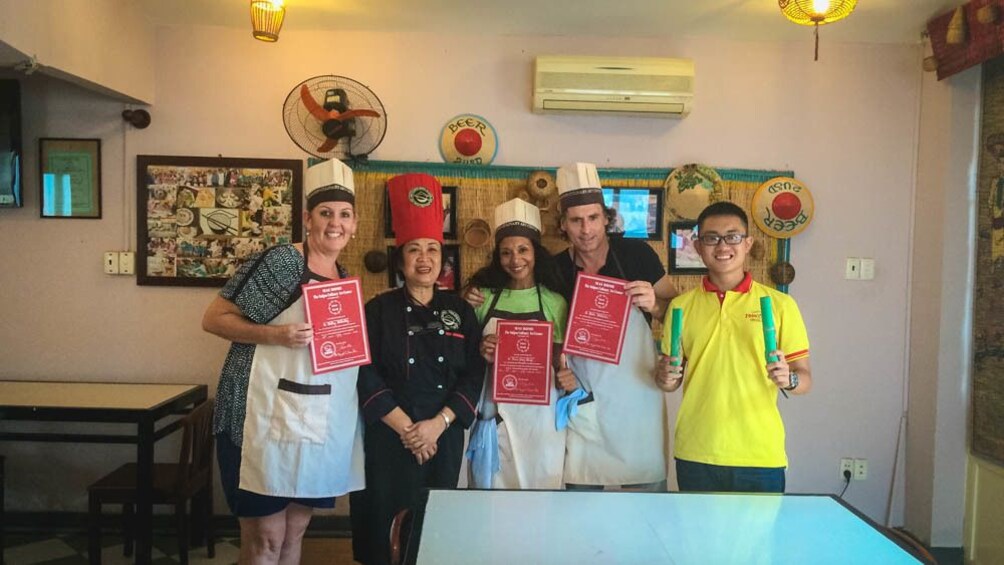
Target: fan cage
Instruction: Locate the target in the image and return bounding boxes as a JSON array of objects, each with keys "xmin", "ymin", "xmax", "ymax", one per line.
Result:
[{"xmin": 282, "ymin": 75, "xmax": 387, "ymax": 160}]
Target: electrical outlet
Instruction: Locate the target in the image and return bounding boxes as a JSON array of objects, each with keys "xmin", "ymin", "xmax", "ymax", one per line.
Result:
[
  {"xmin": 853, "ymin": 458, "xmax": 868, "ymax": 480},
  {"xmin": 860, "ymin": 258, "xmax": 875, "ymax": 280},
  {"xmin": 103, "ymin": 252, "xmax": 119, "ymax": 275},
  {"xmin": 840, "ymin": 458, "xmax": 854, "ymax": 480},
  {"xmin": 845, "ymin": 258, "xmax": 861, "ymax": 280},
  {"xmin": 119, "ymin": 252, "xmax": 135, "ymax": 275}
]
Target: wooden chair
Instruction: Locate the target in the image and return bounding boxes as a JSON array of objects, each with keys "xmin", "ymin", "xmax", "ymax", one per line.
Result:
[
  {"xmin": 389, "ymin": 507, "xmax": 414, "ymax": 565},
  {"xmin": 87, "ymin": 399, "xmax": 215, "ymax": 565}
]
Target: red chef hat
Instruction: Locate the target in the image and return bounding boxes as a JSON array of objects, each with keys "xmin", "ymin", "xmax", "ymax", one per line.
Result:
[{"xmin": 388, "ymin": 173, "xmax": 444, "ymax": 246}]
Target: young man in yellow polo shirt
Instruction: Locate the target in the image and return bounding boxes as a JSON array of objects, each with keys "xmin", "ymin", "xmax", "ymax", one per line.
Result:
[{"xmin": 656, "ymin": 201, "xmax": 813, "ymax": 492}]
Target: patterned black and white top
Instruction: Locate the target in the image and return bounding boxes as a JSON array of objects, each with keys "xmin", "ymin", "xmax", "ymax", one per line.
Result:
[{"xmin": 211, "ymin": 243, "xmax": 347, "ymax": 444}]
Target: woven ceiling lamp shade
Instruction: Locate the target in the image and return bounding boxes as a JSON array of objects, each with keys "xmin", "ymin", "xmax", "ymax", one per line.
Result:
[
  {"xmin": 779, "ymin": 0, "xmax": 857, "ymax": 61},
  {"xmin": 251, "ymin": 0, "xmax": 286, "ymax": 42}
]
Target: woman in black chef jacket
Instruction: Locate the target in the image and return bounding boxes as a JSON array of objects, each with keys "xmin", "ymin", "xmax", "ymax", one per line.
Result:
[{"xmin": 350, "ymin": 173, "xmax": 485, "ymax": 565}]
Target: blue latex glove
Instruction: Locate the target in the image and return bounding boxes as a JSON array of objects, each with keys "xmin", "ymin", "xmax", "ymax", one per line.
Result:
[
  {"xmin": 465, "ymin": 418, "xmax": 500, "ymax": 488},
  {"xmin": 555, "ymin": 388, "xmax": 589, "ymax": 431}
]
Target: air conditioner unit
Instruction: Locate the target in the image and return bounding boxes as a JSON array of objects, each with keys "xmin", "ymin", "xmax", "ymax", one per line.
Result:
[{"xmin": 533, "ymin": 55, "xmax": 694, "ymax": 118}]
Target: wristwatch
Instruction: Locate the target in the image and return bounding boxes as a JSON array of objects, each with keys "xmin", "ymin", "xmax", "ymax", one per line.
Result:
[{"xmin": 784, "ymin": 371, "xmax": 799, "ymax": 391}]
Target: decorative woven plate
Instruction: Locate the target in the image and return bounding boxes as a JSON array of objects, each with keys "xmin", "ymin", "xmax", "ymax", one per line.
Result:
[
  {"xmin": 439, "ymin": 114, "xmax": 498, "ymax": 165},
  {"xmin": 664, "ymin": 164, "xmax": 724, "ymax": 220},
  {"xmin": 751, "ymin": 177, "xmax": 814, "ymax": 239},
  {"xmin": 770, "ymin": 261, "xmax": 796, "ymax": 286},
  {"xmin": 526, "ymin": 170, "xmax": 556, "ymax": 202},
  {"xmin": 462, "ymin": 218, "xmax": 492, "ymax": 249},
  {"xmin": 364, "ymin": 250, "xmax": 388, "ymax": 273}
]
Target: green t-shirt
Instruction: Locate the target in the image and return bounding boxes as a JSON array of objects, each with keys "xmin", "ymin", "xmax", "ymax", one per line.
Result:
[{"xmin": 475, "ymin": 286, "xmax": 568, "ymax": 343}]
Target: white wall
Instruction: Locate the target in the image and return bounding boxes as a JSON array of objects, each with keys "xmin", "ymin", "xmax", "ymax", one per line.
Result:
[
  {"xmin": 0, "ymin": 25, "xmax": 929, "ymax": 527},
  {"xmin": 0, "ymin": 0, "xmax": 156, "ymax": 103},
  {"xmin": 906, "ymin": 65, "xmax": 980, "ymax": 547}
]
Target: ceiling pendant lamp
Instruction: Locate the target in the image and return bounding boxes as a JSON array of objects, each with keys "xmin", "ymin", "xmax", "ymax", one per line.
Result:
[
  {"xmin": 251, "ymin": 0, "xmax": 286, "ymax": 43},
  {"xmin": 779, "ymin": 0, "xmax": 857, "ymax": 61}
]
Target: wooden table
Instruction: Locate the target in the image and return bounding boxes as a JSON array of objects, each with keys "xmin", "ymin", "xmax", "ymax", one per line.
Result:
[{"xmin": 0, "ymin": 381, "xmax": 208, "ymax": 565}]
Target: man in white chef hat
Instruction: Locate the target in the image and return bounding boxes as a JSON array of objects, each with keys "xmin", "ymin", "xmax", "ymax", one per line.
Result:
[{"xmin": 552, "ymin": 161, "xmax": 677, "ymax": 491}]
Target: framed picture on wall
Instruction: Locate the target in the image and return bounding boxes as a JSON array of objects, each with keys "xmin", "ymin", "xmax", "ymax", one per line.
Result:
[
  {"xmin": 384, "ymin": 185, "xmax": 458, "ymax": 239},
  {"xmin": 601, "ymin": 187, "xmax": 663, "ymax": 240},
  {"xmin": 668, "ymin": 221, "xmax": 708, "ymax": 275},
  {"xmin": 39, "ymin": 138, "xmax": 102, "ymax": 218},
  {"xmin": 438, "ymin": 243, "xmax": 461, "ymax": 291},
  {"xmin": 386, "ymin": 243, "xmax": 461, "ymax": 291},
  {"xmin": 136, "ymin": 155, "xmax": 302, "ymax": 286}
]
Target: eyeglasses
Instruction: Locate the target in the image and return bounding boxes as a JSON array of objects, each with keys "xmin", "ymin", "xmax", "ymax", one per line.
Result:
[{"xmin": 693, "ymin": 233, "xmax": 748, "ymax": 246}]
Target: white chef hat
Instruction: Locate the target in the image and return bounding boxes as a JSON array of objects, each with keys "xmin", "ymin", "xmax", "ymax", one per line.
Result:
[
  {"xmin": 494, "ymin": 198, "xmax": 541, "ymax": 243},
  {"xmin": 305, "ymin": 158, "xmax": 355, "ymax": 209},
  {"xmin": 556, "ymin": 162, "xmax": 604, "ymax": 211}
]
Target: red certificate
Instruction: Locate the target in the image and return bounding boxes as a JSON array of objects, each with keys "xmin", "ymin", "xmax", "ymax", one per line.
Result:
[
  {"xmin": 562, "ymin": 273, "xmax": 631, "ymax": 364},
  {"xmin": 492, "ymin": 320, "xmax": 553, "ymax": 406},
  {"xmin": 302, "ymin": 277, "xmax": 370, "ymax": 374}
]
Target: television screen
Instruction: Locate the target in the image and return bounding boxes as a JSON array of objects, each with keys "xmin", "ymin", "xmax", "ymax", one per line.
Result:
[
  {"xmin": 601, "ymin": 187, "xmax": 664, "ymax": 240},
  {"xmin": 0, "ymin": 79, "xmax": 23, "ymax": 208}
]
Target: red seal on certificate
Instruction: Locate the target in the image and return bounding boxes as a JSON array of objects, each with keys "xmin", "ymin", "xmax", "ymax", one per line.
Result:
[
  {"xmin": 302, "ymin": 277, "xmax": 371, "ymax": 374},
  {"xmin": 327, "ymin": 300, "xmax": 342, "ymax": 316},
  {"xmin": 563, "ymin": 273, "xmax": 632, "ymax": 364},
  {"xmin": 502, "ymin": 374, "xmax": 518, "ymax": 390},
  {"xmin": 492, "ymin": 320, "xmax": 553, "ymax": 406}
]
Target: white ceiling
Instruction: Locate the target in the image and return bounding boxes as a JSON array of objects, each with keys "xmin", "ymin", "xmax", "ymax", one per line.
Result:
[{"xmin": 136, "ymin": 0, "xmax": 956, "ymax": 44}]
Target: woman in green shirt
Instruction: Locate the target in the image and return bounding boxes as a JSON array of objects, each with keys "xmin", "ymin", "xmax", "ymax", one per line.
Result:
[{"xmin": 465, "ymin": 198, "xmax": 574, "ymax": 489}]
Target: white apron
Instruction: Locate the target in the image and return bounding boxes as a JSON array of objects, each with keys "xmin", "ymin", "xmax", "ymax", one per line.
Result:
[
  {"xmin": 563, "ymin": 305, "xmax": 666, "ymax": 486},
  {"xmin": 239, "ymin": 293, "xmax": 366, "ymax": 498},
  {"xmin": 476, "ymin": 315, "xmax": 566, "ymax": 490}
]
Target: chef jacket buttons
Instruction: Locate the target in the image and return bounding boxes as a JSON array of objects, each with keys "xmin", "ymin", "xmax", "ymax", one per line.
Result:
[
  {"xmin": 406, "ymin": 306, "xmax": 412, "ymax": 313},
  {"xmin": 408, "ymin": 330, "xmax": 414, "ymax": 336},
  {"xmin": 437, "ymin": 356, "xmax": 444, "ymax": 362},
  {"xmin": 438, "ymin": 329, "xmax": 445, "ymax": 335},
  {"xmin": 408, "ymin": 358, "xmax": 415, "ymax": 365}
]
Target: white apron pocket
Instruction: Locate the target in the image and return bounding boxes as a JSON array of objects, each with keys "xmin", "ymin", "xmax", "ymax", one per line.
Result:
[
  {"xmin": 566, "ymin": 393, "xmax": 603, "ymax": 444},
  {"xmin": 269, "ymin": 378, "xmax": 331, "ymax": 444}
]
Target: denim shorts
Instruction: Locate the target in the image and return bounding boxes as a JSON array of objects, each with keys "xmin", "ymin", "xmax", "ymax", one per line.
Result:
[
  {"xmin": 675, "ymin": 458, "xmax": 786, "ymax": 493},
  {"xmin": 216, "ymin": 434, "xmax": 336, "ymax": 518}
]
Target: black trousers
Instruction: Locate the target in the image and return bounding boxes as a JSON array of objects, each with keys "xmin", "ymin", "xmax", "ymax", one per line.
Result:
[{"xmin": 350, "ymin": 421, "xmax": 464, "ymax": 565}]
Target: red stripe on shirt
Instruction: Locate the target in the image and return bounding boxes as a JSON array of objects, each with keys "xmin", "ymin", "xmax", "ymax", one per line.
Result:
[
  {"xmin": 786, "ymin": 349, "xmax": 809, "ymax": 361},
  {"xmin": 454, "ymin": 391, "xmax": 477, "ymax": 415},
  {"xmin": 361, "ymin": 388, "xmax": 391, "ymax": 408}
]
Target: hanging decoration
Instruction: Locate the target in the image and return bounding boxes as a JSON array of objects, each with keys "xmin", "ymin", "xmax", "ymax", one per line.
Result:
[
  {"xmin": 947, "ymin": 6, "xmax": 969, "ymax": 44},
  {"xmin": 978, "ymin": 3, "xmax": 1001, "ymax": 24},
  {"xmin": 778, "ymin": 0, "xmax": 858, "ymax": 61},
  {"xmin": 928, "ymin": 1, "xmax": 1004, "ymax": 81},
  {"xmin": 251, "ymin": 0, "xmax": 286, "ymax": 43}
]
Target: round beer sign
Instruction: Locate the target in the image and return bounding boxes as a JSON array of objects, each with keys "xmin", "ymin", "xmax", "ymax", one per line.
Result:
[
  {"xmin": 751, "ymin": 177, "xmax": 814, "ymax": 238},
  {"xmin": 439, "ymin": 114, "xmax": 498, "ymax": 165}
]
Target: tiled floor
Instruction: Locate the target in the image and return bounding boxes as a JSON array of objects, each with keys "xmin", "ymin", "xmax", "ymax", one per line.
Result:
[
  {"xmin": 2, "ymin": 533, "xmax": 355, "ymax": 565},
  {"xmin": 3, "ymin": 533, "xmax": 238, "ymax": 565}
]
